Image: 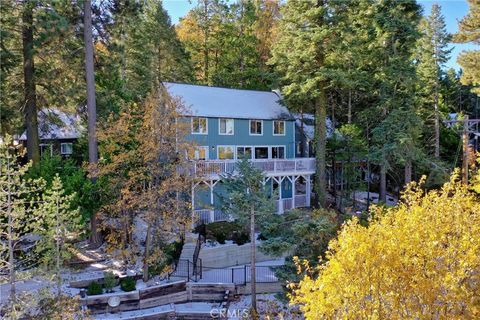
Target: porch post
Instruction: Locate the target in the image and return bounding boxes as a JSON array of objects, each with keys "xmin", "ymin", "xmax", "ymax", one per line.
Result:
[
  {"xmin": 191, "ymin": 183, "xmax": 195, "ymax": 227},
  {"xmin": 209, "ymin": 180, "xmax": 214, "ymax": 205},
  {"xmin": 279, "ymin": 177, "xmax": 283, "ymax": 214},
  {"xmin": 306, "ymin": 175, "xmax": 311, "ymax": 207},
  {"xmin": 292, "ymin": 176, "xmax": 297, "ymax": 208}
]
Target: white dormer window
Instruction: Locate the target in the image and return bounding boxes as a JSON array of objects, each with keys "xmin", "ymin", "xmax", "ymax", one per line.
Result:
[
  {"xmin": 273, "ymin": 120, "xmax": 285, "ymax": 136},
  {"xmin": 192, "ymin": 117, "xmax": 208, "ymax": 134},
  {"xmin": 219, "ymin": 118, "xmax": 234, "ymax": 135},
  {"xmin": 250, "ymin": 120, "xmax": 263, "ymax": 135}
]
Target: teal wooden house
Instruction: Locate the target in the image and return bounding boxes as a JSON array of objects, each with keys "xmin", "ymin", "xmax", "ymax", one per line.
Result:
[{"xmin": 166, "ymin": 83, "xmax": 315, "ymax": 224}]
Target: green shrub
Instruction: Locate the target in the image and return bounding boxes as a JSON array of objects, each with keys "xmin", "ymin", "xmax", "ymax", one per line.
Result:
[
  {"xmin": 120, "ymin": 276, "xmax": 136, "ymax": 292},
  {"xmin": 202, "ymin": 221, "xmax": 249, "ymax": 245},
  {"xmin": 86, "ymin": 281, "xmax": 103, "ymax": 295},
  {"xmin": 103, "ymin": 271, "xmax": 117, "ymax": 293},
  {"xmin": 148, "ymin": 241, "xmax": 184, "ymax": 278},
  {"xmin": 232, "ymin": 231, "xmax": 249, "ymax": 245}
]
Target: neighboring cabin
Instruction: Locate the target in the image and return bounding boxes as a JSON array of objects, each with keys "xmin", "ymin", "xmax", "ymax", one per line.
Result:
[
  {"xmin": 165, "ymin": 82, "xmax": 316, "ymax": 223},
  {"xmin": 18, "ymin": 109, "xmax": 83, "ymax": 158}
]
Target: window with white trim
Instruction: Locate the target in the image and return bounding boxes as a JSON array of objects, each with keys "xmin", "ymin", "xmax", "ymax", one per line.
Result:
[
  {"xmin": 191, "ymin": 117, "xmax": 208, "ymax": 134},
  {"xmin": 273, "ymin": 120, "xmax": 285, "ymax": 135},
  {"xmin": 272, "ymin": 146, "xmax": 285, "ymax": 159},
  {"xmin": 219, "ymin": 118, "xmax": 234, "ymax": 135},
  {"xmin": 61, "ymin": 143, "xmax": 73, "ymax": 155},
  {"xmin": 192, "ymin": 146, "xmax": 208, "ymax": 160},
  {"xmin": 249, "ymin": 120, "xmax": 263, "ymax": 135},
  {"xmin": 236, "ymin": 146, "xmax": 252, "ymax": 159},
  {"xmin": 254, "ymin": 147, "xmax": 269, "ymax": 159},
  {"xmin": 218, "ymin": 146, "xmax": 235, "ymax": 159}
]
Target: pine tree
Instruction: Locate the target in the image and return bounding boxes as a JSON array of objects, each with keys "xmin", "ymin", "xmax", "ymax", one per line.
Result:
[
  {"xmin": 0, "ymin": 136, "xmax": 44, "ymax": 316},
  {"xmin": 22, "ymin": 1, "xmax": 40, "ymax": 164},
  {"xmin": 415, "ymin": 4, "xmax": 451, "ymax": 158},
  {"xmin": 83, "ymin": 0, "xmax": 101, "ymax": 245},
  {"xmin": 35, "ymin": 175, "xmax": 81, "ymax": 296},
  {"xmin": 176, "ymin": 0, "xmax": 278, "ymax": 89},
  {"xmin": 1, "ymin": 1, "xmax": 85, "ymax": 157},
  {"xmin": 367, "ymin": 0, "xmax": 422, "ymax": 201},
  {"xmin": 221, "ymin": 158, "xmax": 275, "ymax": 315},
  {"xmin": 453, "ymin": 0, "xmax": 480, "ymax": 94},
  {"xmin": 124, "ymin": 0, "xmax": 193, "ymax": 99},
  {"xmin": 270, "ymin": 0, "xmax": 345, "ymax": 207}
]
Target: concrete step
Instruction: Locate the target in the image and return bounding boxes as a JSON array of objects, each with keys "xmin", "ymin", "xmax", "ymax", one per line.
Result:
[{"xmin": 179, "ymin": 243, "xmax": 196, "ymax": 262}]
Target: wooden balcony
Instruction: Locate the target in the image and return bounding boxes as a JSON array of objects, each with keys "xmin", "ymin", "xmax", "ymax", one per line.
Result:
[{"xmin": 192, "ymin": 158, "xmax": 315, "ymax": 178}]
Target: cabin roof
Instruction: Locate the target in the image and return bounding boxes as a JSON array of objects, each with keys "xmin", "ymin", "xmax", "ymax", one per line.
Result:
[
  {"xmin": 164, "ymin": 82, "xmax": 293, "ymax": 120},
  {"xmin": 19, "ymin": 109, "xmax": 83, "ymax": 140}
]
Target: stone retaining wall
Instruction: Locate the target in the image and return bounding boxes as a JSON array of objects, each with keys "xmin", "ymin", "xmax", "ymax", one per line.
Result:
[{"xmin": 199, "ymin": 243, "xmax": 281, "ymax": 268}]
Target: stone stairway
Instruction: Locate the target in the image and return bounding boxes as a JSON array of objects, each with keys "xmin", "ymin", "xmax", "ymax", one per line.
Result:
[
  {"xmin": 178, "ymin": 232, "xmax": 198, "ymax": 262},
  {"xmin": 179, "ymin": 242, "xmax": 196, "ymax": 262}
]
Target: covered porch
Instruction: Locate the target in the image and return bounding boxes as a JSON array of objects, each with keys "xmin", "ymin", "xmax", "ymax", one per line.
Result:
[{"xmin": 192, "ymin": 174, "xmax": 312, "ymax": 225}]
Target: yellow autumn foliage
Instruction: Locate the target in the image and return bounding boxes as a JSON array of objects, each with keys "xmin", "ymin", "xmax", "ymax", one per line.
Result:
[{"xmin": 291, "ymin": 174, "xmax": 480, "ymax": 319}]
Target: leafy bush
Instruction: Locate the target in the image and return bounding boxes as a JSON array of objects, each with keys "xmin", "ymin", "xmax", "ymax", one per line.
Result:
[
  {"xmin": 147, "ymin": 241, "xmax": 184, "ymax": 278},
  {"xmin": 164, "ymin": 241, "xmax": 183, "ymax": 264},
  {"xmin": 231, "ymin": 230, "xmax": 249, "ymax": 245},
  {"xmin": 103, "ymin": 271, "xmax": 117, "ymax": 293},
  {"xmin": 197, "ymin": 221, "xmax": 249, "ymax": 245},
  {"xmin": 86, "ymin": 282, "xmax": 103, "ymax": 295},
  {"xmin": 120, "ymin": 276, "xmax": 136, "ymax": 292},
  {"xmin": 292, "ymin": 176, "xmax": 480, "ymax": 318},
  {"xmin": 25, "ymin": 155, "xmax": 103, "ymax": 224}
]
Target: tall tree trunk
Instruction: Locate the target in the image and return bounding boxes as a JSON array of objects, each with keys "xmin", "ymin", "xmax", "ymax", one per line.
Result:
[
  {"xmin": 84, "ymin": 0, "xmax": 100, "ymax": 245},
  {"xmin": 55, "ymin": 198, "xmax": 61, "ymax": 297},
  {"xmin": 203, "ymin": 2, "xmax": 209, "ymax": 84},
  {"xmin": 434, "ymin": 79, "xmax": 440, "ymax": 158},
  {"xmin": 300, "ymin": 111, "xmax": 307, "ymax": 157},
  {"xmin": 331, "ymin": 98, "xmax": 336, "ymax": 204},
  {"xmin": 250, "ymin": 204, "xmax": 257, "ymax": 316},
  {"xmin": 143, "ymin": 223, "xmax": 152, "ymax": 282},
  {"xmin": 404, "ymin": 159, "xmax": 412, "ymax": 185},
  {"xmin": 462, "ymin": 115, "xmax": 469, "ymax": 184},
  {"xmin": 315, "ymin": 85, "xmax": 328, "ymax": 208},
  {"xmin": 7, "ymin": 159, "xmax": 16, "ymax": 309},
  {"xmin": 379, "ymin": 165, "xmax": 387, "ymax": 203},
  {"xmin": 347, "ymin": 89, "xmax": 352, "ymax": 124},
  {"xmin": 314, "ymin": 0, "xmax": 327, "ymax": 208},
  {"xmin": 120, "ymin": 21, "xmax": 126, "ymax": 86},
  {"xmin": 22, "ymin": 2, "xmax": 40, "ymax": 164}
]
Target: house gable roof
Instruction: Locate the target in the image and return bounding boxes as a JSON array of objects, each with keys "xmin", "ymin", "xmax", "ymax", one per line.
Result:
[
  {"xmin": 164, "ymin": 82, "xmax": 293, "ymax": 120},
  {"xmin": 19, "ymin": 109, "xmax": 83, "ymax": 140}
]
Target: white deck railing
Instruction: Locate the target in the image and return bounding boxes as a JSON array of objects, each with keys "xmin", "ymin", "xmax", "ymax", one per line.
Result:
[
  {"xmin": 195, "ymin": 209, "xmax": 231, "ymax": 225},
  {"xmin": 193, "ymin": 158, "xmax": 315, "ymax": 177},
  {"xmin": 196, "ymin": 194, "xmax": 309, "ymax": 223}
]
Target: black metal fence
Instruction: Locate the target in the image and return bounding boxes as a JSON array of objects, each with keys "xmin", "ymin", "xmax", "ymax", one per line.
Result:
[
  {"xmin": 168, "ymin": 259, "xmax": 202, "ymax": 282},
  {"xmin": 201, "ymin": 264, "xmax": 278, "ymax": 285},
  {"xmin": 169, "ymin": 259, "xmax": 279, "ymax": 285}
]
